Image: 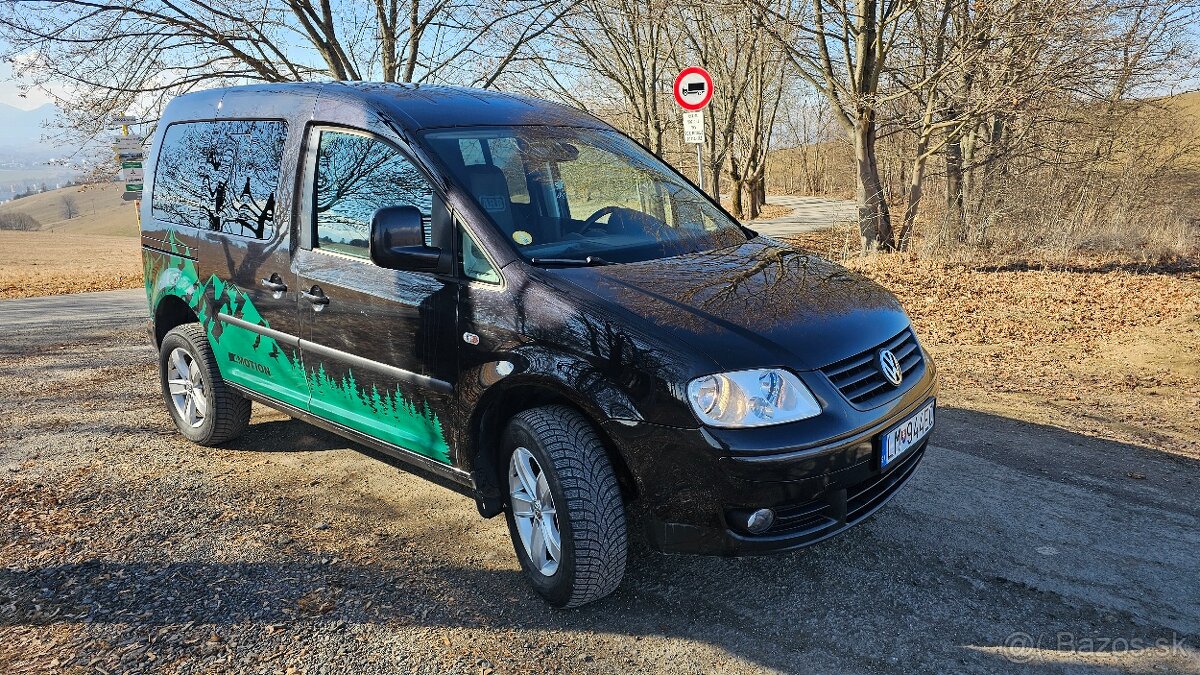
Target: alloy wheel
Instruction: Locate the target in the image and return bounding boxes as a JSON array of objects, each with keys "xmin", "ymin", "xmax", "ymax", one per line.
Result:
[
  {"xmin": 508, "ymin": 446, "xmax": 561, "ymax": 576},
  {"xmin": 167, "ymin": 347, "xmax": 207, "ymax": 428}
]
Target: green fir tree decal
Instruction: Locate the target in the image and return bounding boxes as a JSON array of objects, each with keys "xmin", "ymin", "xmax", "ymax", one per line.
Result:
[{"xmin": 144, "ymin": 245, "xmax": 452, "ymax": 464}]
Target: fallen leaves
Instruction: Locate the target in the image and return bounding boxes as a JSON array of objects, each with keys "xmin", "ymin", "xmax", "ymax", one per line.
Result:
[{"xmin": 783, "ymin": 236, "xmax": 1200, "ymax": 458}]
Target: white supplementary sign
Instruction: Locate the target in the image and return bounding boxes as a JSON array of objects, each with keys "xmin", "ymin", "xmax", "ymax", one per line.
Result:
[
  {"xmin": 121, "ymin": 167, "xmax": 144, "ymax": 181},
  {"xmin": 683, "ymin": 111, "xmax": 704, "ymax": 144},
  {"xmin": 112, "ymin": 135, "xmax": 144, "ymax": 151},
  {"xmin": 112, "ymin": 115, "xmax": 139, "ymax": 126}
]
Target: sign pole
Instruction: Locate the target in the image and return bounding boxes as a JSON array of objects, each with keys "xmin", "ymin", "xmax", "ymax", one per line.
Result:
[{"xmin": 696, "ymin": 143, "xmax": 704, "ymax": 191}]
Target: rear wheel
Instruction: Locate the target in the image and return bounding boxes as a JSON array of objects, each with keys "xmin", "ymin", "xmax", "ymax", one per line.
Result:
[
  {"xmin": 159, "ymin": 324, "xmax": 251, "ymax": 445},
  {"xmin": 502, "ymin": 405, "xmax": 627, "ymax": 608}
]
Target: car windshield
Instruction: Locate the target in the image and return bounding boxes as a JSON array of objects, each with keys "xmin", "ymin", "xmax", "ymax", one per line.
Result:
[{"xmin": 420, "ymin": 126, "xmax": 748, "ymax": 264}]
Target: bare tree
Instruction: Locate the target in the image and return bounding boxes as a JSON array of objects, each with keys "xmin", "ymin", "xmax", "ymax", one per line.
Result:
[
  {"xmin": 0, "ymin": 0, "xmax": 569, "ymax": 139},
  {"xmin": 526, "ymin": 0, "xmax": 677, "ymax": 156},
  {"xmin": 936, "ymin": 1, "xmax": 1104, "ymax": 233},
  {"xmin": 870, "ymin": 0, "xmax": 1200, "ymax": 255},
  {"xmin": 534, "ymin": 0, "xmax": 789, "ymax": 217},
  {"xmin": 0, "ymin": 212, "xmax": 40, "ymax": 231},
  {"xmin": 752, "ymin": 0, "xmax": 923, "ymax": 250},
  {"xmin": 677, "ymin": 4, "xmax": 762, "ymax": 196},
  {"xmin": 726, "ymin": 43, "xmax": 787, "ymax": 219},
  {"xmin": 60, "ymin": 194, "xmax": 79, "ymax": 220}
]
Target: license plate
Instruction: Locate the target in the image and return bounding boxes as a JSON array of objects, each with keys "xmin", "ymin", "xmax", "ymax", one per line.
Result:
[{"xmin": 881, "ymin": 400, "xmax": 935, "ymax": 468}]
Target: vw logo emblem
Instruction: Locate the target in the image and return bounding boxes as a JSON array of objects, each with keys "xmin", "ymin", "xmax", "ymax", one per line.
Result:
[{"xmin": 878, "ymin": 349, "xmax": 903, "ymax": 386}]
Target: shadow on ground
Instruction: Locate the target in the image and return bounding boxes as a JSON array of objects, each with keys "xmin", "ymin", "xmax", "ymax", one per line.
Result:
[{"xmin": 2, "ymin": 408, "xmax": 1197, "ymax": 673}]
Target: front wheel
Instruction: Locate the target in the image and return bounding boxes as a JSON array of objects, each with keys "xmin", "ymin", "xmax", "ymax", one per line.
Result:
[{"xmin": 502, "ymin": 405, "xmax": 627, "ymax": 608}]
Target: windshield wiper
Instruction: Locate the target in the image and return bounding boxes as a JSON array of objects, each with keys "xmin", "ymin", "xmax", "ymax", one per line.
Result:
[{"xmin": 529, "ymin": 256, "xmax": 613, "ymax": 267}]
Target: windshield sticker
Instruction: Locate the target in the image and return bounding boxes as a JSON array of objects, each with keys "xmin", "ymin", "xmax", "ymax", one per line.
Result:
[
  {"xmin": 513, "ymin": 230, "xmax": 533, "ymax": 245},
  {"xmin": 480, "ymin": 195, "xmax": 507, "ymax": 212}
]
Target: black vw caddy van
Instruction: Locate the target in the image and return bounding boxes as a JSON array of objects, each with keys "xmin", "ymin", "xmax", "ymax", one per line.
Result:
[{"xmin": 141, "ymin": 82, "xmax": 937, "ymax": 608}]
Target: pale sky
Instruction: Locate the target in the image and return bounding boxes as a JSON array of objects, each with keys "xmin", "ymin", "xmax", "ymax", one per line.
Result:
[{"xmin": 0, "ymin": 59, "xmax": 53, "ymax": 110}]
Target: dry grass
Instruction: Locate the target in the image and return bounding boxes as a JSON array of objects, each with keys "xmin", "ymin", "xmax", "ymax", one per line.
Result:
[
  {"xmin": 787, "ymin": 227, "xmax": 1200, "ymax": 459},
  {"xmin": 0, "ymin": 231, "xmax": 142, "ymax": 298},
  {"xmin": 0, "ymin": 183, "xmax": 138, "ymax": 238}
]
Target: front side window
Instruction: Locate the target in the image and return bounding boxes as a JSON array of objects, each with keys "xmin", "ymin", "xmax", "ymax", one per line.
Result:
[
  {"xmin": 313, "ymin": 129, "xmax": 434, "ymax": 259},
  {"xmin": 420, "ymin": 126, "xmax": 745, "ymax": 264},
  {"xmin": 152, "ymin": 119, "xmax": 287, "ymax": 239}
]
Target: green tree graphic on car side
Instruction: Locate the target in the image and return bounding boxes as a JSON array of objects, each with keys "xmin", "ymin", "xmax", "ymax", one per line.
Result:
[{"xmin": 144, "ymin": 245, "xmax": 451, "ymax": 464}]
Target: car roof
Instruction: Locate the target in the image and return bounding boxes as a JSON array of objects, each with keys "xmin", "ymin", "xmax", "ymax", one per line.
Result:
[{"xmin": 161, "ymin": 82, "xmax": 609, "ymax": 132}]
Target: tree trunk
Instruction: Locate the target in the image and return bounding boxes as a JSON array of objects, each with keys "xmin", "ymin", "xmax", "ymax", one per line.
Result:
[
  {"xmin": 729, "ymin": 179, "xmax": 746, "ymax": 219},
  {"xmin": 944, "ymin": 132, "xmax": 965, "ymax": 238},
  {"xmin": 898, "ymin": 142, "xmax": 929, "ymax": 251},
  {"xmin": 708, "ymin": 163, "xmax": 721, "ymax": 198},
  {"xmin": 851, "ymin": 119, "xmax": 894, "ymax": 251}
]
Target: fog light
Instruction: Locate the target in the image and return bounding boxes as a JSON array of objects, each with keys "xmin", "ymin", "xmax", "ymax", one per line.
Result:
[{"xmin": 745, "ymin": 508, "xmax": 775, "ymax": 534}]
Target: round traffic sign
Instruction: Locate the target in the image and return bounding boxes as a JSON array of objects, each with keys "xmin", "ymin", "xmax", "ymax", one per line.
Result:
[{"xmin": 673, "ymin": 67, "xmax": 713, "ymax": 111}]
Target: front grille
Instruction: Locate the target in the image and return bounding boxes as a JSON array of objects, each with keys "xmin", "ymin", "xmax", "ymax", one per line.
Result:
[
  {"xmin": 820, "ymin": 328, "xmax": 923, "ymax": 408},
  {"xmin": 846, "ymin": 442, "xmax": 925, "ymax": 521},
  {"xmin": 760, "ymin": 443, "xmax": 927, "ymax": 538}
]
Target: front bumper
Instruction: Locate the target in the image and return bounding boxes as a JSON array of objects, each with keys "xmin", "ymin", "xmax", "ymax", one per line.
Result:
[{"xmin": 602, "ymin": 362, "xmax": 937, "ymax": 556}]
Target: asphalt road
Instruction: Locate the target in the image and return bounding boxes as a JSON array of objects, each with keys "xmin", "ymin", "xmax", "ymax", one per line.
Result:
[
  {"xmin": 0, "ymin": 287, "xmax": 148, "ymax": 331},
  {"xmin": 751, "ymin": 196, "xmax": 858, "ymax": 239},
  {"xmin": 1, "ymin": 290, "xmax": 1198, "ymax": 674}
]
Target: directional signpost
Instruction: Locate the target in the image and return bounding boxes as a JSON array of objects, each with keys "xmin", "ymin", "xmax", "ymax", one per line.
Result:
[
  {"xmin": 111, "ymin": 115, "xmax": 143, "ymax": 203},
  {"xmin": 121, "ymin": 161, "xmax": 144, "ymax": 182},
  {"xmin": 673, "ymin": 67, "xmax": 713, "ymax": 190}
]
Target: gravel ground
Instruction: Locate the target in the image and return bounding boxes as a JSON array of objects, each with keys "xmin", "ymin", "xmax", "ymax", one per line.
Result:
[{"xmin": 1, "ymin": 290, "xmax": 1198, "ymax": 674}]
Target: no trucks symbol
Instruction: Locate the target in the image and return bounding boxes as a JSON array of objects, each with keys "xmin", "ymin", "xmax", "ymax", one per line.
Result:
[{"xmin": 673, "ymin": 67, "xmax": 713, "ymax": 111}]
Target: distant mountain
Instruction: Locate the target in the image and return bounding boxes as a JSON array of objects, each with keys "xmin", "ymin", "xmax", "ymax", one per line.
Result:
[
  {"xmin": 0, "ymin": 102, "xmax": 63, "ymax": 150},
  {"xmin": 0, "ymin": 103, "xmax": 88, "ymax": 197}
]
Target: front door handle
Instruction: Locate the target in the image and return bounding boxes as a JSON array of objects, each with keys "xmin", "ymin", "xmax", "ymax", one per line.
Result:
[{"xmin": 301, "ymin": 286, "xmax": 330, "ymax": 311}]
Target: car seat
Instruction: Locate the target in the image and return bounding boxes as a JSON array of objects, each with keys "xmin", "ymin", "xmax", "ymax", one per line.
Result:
[{"xmin": 465, "ymin": 164, "xmax": 517, "ymax": 238}]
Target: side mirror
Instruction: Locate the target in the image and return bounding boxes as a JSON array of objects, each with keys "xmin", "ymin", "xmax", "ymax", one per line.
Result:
[{"xmin": 370, "ymin": 206, "xmax": 442, "ymax": 272}]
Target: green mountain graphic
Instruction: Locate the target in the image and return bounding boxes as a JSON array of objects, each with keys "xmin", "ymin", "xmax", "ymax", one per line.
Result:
[{"xmin": 145, "ymin": 244, "xmax": 451, "ymax": 464}]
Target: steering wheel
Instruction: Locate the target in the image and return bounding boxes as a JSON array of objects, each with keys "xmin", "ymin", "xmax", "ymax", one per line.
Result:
[
  {"xmin": 583, "ymin": 205, "xmax": 620, "ymax": 227},
  {"xmin": 563, "ymin": 205, "xmax": 620, "ymax": 238}
]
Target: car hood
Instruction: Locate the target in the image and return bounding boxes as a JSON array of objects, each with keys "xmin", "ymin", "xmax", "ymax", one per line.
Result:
[{"xmin": 549, "ymin": 237, "xmax": 911, "ymax": 372}]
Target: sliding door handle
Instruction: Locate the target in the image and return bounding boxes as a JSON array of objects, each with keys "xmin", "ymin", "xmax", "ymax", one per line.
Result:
[{"xmin": 301, "ymin": 286, "xmax": 330, "ymax": 311}]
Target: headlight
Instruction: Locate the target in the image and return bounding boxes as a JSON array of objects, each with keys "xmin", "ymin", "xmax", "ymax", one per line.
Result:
[{"xmin": 686, "ymin": 369, "xmax": 821, "ymax": 428}]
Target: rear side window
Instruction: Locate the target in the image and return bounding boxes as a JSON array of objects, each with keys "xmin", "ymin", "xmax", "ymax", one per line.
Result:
[{"xmin": 151, "ymin": 120, "xmax": 288, "ymax": 240}]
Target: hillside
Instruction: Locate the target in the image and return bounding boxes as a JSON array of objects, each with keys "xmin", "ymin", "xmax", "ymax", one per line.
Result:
[
  {"xmin": 0, "ymin": 183, "xmax": 138, "ymax": 237},
  {"xmin": 1166, "ymin": 89, "xmax": 1200, "ymax": 118}
]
